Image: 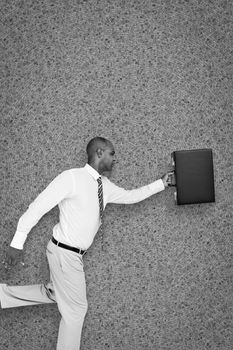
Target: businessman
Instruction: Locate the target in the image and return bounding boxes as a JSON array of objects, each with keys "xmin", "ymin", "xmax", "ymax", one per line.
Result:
[{"xmin": 1, "ymin": 136, "xmax": 172, "ymax": 350}]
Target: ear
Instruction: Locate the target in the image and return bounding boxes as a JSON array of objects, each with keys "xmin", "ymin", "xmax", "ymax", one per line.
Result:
[{"xmin": 96, "ymin": 148, "xmax": 103, "ymax": 158}]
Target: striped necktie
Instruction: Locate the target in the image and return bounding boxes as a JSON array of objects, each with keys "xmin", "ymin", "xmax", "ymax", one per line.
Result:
[
  {"xmin": 97, "ymin": 177, "xmax": 104, "ymax": 222},
  {"xmin": 97, "ymin": 177, "xmax": 105, "ymax": 249}
]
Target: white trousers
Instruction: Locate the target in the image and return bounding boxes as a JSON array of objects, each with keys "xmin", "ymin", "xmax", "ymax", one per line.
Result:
[{"xmin": 0, "ymin": 239, "xmax": 88, "ymax": 350}]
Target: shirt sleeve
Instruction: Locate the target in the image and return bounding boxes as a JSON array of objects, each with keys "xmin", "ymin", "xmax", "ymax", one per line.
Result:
[
  {"xmin": 10, "ymin": 170, "xmax": 75, "ymax": 250},
  {"xmin": 104, "ymin": 177, "xmax": 165, "ymax": 205}
]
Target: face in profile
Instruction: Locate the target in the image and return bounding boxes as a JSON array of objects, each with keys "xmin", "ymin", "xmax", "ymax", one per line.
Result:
[{"xmin": 99, "ymin": 143, "xmax": 116, "ymax": 173}]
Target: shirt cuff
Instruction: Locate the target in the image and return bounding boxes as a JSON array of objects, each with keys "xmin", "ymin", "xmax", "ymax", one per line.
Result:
[
  {"xmin": 10, "ymin": 231, "xmax": 27, "ymax": 250},
  {"xmin": 148, "ymin": 179, "xmax": 165, "ymax": 193}
]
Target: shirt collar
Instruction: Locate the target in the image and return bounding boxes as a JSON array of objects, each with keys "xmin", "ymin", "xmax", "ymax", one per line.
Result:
[{"xmin": 84, "ymin": 163, "xmax": 101, "ymax": 180}]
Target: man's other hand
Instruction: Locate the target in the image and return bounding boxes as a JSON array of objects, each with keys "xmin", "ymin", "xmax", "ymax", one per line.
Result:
[
  {"xmin": 3, "ymin": 246, "xmax": 24, "ymax": 269},
  {"xmin": 161, "ymin": 171, "xmax": 174, "ymax": 188}
]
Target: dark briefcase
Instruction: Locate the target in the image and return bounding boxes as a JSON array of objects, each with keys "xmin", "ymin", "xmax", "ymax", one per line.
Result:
[{"xmin": 170, "ymin": 148, "xmax": 215, "ymax": 205}]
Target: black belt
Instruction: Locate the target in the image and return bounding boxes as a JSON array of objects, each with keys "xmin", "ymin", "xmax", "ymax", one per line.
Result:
[{"xmin": 52, "ymin": 237, "xmax": 86, "ymax": 256}]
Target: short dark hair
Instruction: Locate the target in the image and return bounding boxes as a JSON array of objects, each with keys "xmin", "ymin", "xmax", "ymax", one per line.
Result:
[{"xmin": 86, "ymin": 137, "xmax": 111, "ymax": 162}]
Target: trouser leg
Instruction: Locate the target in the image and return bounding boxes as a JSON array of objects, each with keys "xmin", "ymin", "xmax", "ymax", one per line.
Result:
[
  {"xmin": 46, "ymin": 240, "xmax": 88, "ymax": 350},
  {"xmin": 0, "ymin": 280, "xmax": 56, "ymax": 309}
]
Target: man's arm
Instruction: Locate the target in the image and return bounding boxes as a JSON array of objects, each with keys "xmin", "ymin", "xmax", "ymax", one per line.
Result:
[
  {"xmin": 5, "ymin": 170, "xmax": 75, "ymax": 267},
  {"xmin": 105, "ymin": 171, "xmax": 173, "ymax": 205}
]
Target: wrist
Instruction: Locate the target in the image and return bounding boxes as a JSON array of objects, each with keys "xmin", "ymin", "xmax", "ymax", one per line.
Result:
[
  {"xmin": 10, "ymin": 244, "xmax": 23, "ymax": 251},
  {"xmin": 162, "ymin": 178, "xmax": 168, "ymax": 188}
]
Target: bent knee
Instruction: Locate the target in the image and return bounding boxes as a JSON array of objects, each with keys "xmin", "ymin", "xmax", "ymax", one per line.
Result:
[
  {"xmin": 66, "ymin": 300, "xmax": 88, "ymax": 318},
  {"xmin": 80, "ymin": 300, "xmax": 88, "ymax": 314}
]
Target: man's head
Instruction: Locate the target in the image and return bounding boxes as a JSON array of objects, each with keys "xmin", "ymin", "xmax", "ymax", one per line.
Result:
[{"xmin": 86, "ymin": 137, "xmax": 116, "ymax": 174}]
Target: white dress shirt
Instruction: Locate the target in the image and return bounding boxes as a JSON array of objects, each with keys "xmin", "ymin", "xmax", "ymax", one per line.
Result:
[{"xmin": 10, "ymin": 164, "xmax": 165, "ymax": 250}]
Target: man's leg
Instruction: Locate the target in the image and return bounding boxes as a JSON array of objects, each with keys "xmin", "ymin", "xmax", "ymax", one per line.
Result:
[
  {"xmin": 46, "ymin": 239, "xmax": 88, "ymax": 350},
  {"xmin": 0, "ymin": 281, "xmax": 56, "ymax": 308}
]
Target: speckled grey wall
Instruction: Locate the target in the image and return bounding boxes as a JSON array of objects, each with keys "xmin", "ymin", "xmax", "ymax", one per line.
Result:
[{"xmin": 1, "ymin": 0, "xmax": 232, "ymax": 349}]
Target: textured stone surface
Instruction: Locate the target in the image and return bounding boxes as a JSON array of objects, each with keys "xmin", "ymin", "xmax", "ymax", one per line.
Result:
[{"xmin": 1, "ymin": 0, "xmax": 232, "ymax": 349}]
